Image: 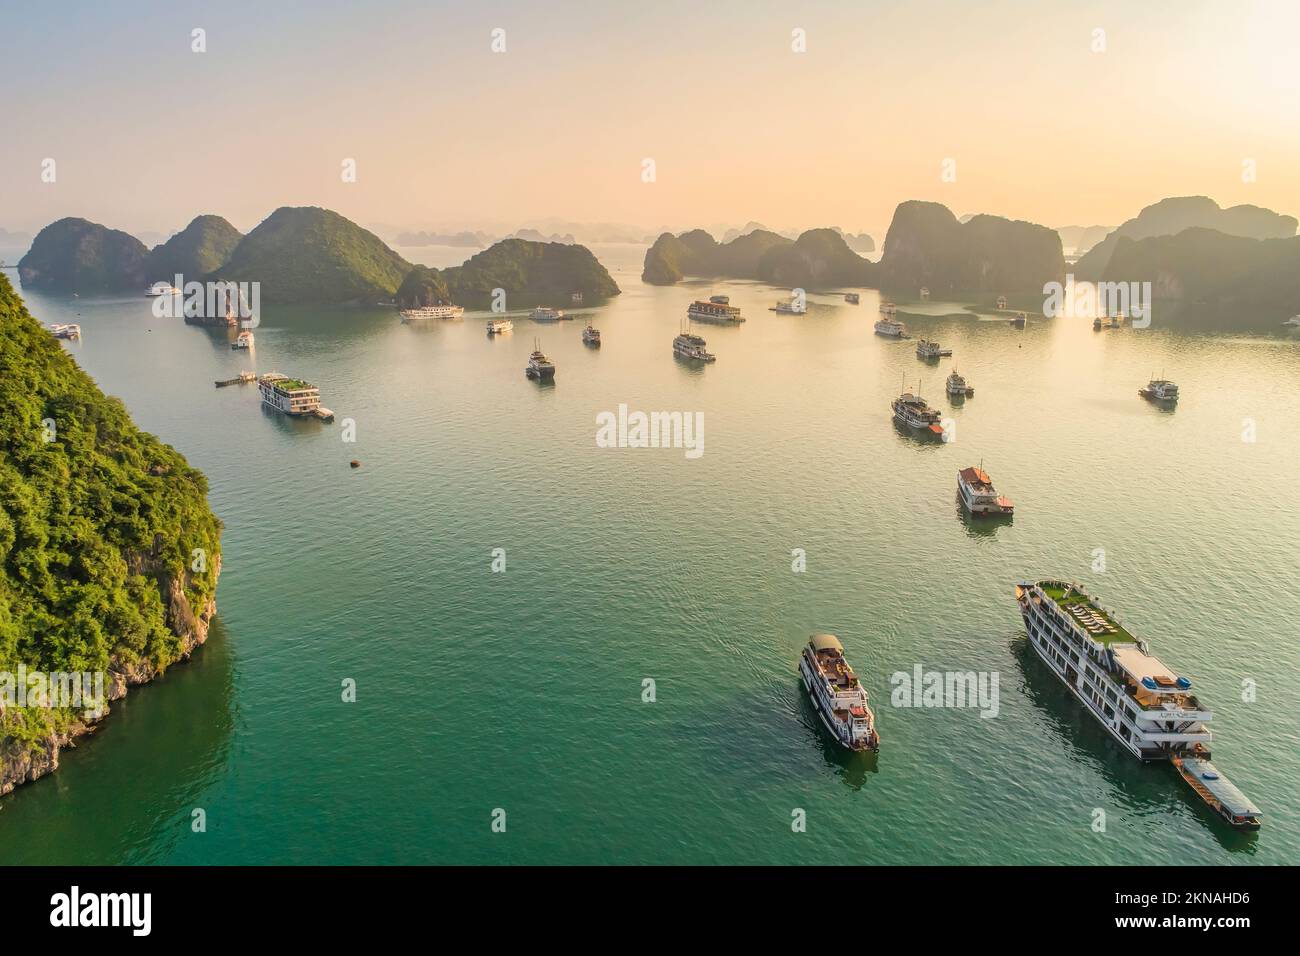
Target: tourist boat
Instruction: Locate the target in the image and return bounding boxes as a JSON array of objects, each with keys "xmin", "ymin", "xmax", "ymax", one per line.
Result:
[
  {"xmin": 486, "ymin": 318, "xmax": 513, "ymax": 335},
  {"xmin": 892, "ymin": 380, "xmax": 944, "ymax": 436},
  {"xmin": 1173, "ymin": 757, "xmax": 1262, "ymax": 830},
  {"xmin": 946, "ymin": 369, "xmax": 974, "ymax": 398},
  {"xmin": 1014, "ymin": 580, "xmax": 1260, "ymax": 825},
  {"xmin": 400, "ymin": 304, "xmax": 465, "ymax": 321},
  {"xmin": 258, "ymin": 373, "xmax": 328, "ymax": 418},
  {"xmin": 687, "ymin": 297, "xmax": 744, "ymax": 324},
  {"xmin": 774, "ymin": 299, "xmax": 804, "ymax": 315},
  {"xmin": 1009, "ymin": 312, "xmax": 1027, "ymax": 328},
  {"xmin": 146, "ymin": 281, "xmax": 181, "ymax": 297},
  {"xmin": 1282, "ymin": 315, "xmax": 1300, "ymax": 328},
  {"xmin": 915, "ymin": 338, "xmax": 951, "ymax": 360},
  {"xmin": 231, "ymin": 330, "xmax": 254, "ymax": 350},
  {"xmin": 798, "ymin": 634, "xmax": 880, "ymax": 752},
  {"xmin": 874, "ymin": 317, "xmax": 908, "ymax": 338},
  {"xmin": 48, "ymin": 323, "xmax": 81, "ymax": 340},
  {"xmin": 957, "ymin": 464, "xmax": 1013, "ymax": 517},
  {"xmin": 672, "ymin": 330, "xmax": 715, "ymax": 362},
  {"xmin": 525, "ymin": 340, "xmax": 556, "ymax": 380},
  {"xmin": 844, "ymin": 292, "xmax": 860, "ymax": 304},
  {"xmin": 920, "ymin": 286, "xmax": 930, "ymax": 300},
  {"xmin": 1139, "ymin": 377, "xmax": 1179, "ymax": 403},
  {"xmin": 582, "ymin": 324, "xmax": 601, "ymax": 346},
  {"xmin": 530, "ymin": 306, "xmax": 565, "ymax": 322}
]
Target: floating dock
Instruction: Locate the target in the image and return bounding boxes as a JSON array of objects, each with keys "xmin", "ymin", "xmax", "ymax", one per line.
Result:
[{"xmin": 215, "ymin": 372, "xmax": 257, "ymax": 388}]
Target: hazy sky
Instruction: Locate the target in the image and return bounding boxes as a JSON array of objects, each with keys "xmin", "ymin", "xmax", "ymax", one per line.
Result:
[{"xmin": 2, "ymin": 0, "xmax": 1298, "ymax": 239}]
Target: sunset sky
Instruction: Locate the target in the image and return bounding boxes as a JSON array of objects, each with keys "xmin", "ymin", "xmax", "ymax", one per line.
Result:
[{"xmin": 3, "ymin": 0, "xmax": 1298, "ymax": 240}]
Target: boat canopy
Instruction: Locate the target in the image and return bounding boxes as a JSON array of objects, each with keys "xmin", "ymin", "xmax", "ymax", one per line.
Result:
[
  {"xmin": 1111, "ymin": 645, "xmax": 1178, "ymax": 686},
  {"xmin": 809, "ymin": 633, "xmax": 843, "ymax": 653},
  {"xmin": 1180, "ymin": 759, "xmax": 1262, "ymax": 817}
]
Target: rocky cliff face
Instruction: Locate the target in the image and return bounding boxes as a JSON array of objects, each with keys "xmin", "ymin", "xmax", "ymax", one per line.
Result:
[
  {"xmin": 0, "ymin": 556, "xmax": 220, "ymax": 796},
  {"xmin": 879, "ymin": 201, "xmax": 1064, "ymax": 295},
  {"xmin": 756, "ymin": 228, "xmax": 875, "ymax": 287}
]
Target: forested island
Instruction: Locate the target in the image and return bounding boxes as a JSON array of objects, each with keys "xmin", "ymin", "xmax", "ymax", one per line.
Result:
[{"xmin": 0, "ymin": 273, "xmax": 223, "ymax": 795}]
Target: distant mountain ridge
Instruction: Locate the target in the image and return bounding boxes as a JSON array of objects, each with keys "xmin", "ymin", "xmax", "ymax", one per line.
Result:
[
  {"xmin": 642, "ymin": 227, "xmax": 872, "ymax": 287},
  {"xmin": 1075, "ymin": 197, "xmax": 1297, "ymax": 278}
]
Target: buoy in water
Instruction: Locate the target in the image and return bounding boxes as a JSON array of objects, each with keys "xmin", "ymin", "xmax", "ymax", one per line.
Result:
[{"xmin": 350, "ymin": 460, "xmax": 361, "ymax": 468}]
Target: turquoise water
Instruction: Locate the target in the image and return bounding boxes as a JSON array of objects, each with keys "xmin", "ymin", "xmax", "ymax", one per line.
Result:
[{"xmin": 2, "ymin": 247, "xmax": 1298, "ymax": 864}]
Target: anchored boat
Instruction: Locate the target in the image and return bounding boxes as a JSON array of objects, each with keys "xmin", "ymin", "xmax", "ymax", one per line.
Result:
[
  {"xmin": 799, "ymin": 634, "xmax": 880, "ymax": 752},
  {"xmin": 582, "ymin": 324, "xmax": 601, "ymax": 346},
  {"xmin": 525, "ymin": 339, "xmax": 556, "ymax": 380},
  {"xmin": 400, "ymin": 304, "xmax": 465, "ymax": 321},
  {"xmin": 673, "ymin": 329, "xmax": 715, "ymax": 362},
  {"xmin": 1014, "ymin": 580, "xmax": 1261, "ymax": 828},
  {"xmin": 486, "ymin": 318, "xmax": 513, "ymax": 335},
  {"xmin": 1139, "ymin": 376, "xmax": 1179, "ymax": 403},
  {"xmin": 892, "ymin": 379, "xmax": 944, "ymax": 437},
  {"xmin": 915, "ymin": 338, "xmax": 951, "ymax": 360},
  {"xmin": 687, "ymin": 296, "xmax": 744, "ymax": 324},
  {"xmin": 957, "ymin": 465, "xmax": 1013, "ymax": 517},
  {"xmin": 946, "ymin": 369, "xmax": 974, "ymax": 398}
]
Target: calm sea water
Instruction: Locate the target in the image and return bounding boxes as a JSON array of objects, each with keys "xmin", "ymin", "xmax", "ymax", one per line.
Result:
[{"xmin": 2, "ymin": 246, "xmax": 1298, "ymax": 865}]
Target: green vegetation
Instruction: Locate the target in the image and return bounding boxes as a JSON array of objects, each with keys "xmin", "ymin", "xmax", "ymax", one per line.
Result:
[
  {"xmin": 271, "ymin": 379, "xmax": 314, "ymax": 391},
  {"xmin": 439, "ymin": 238, "xmax": 620, "ymax": 301},
  {"xmin": 0, "ymin": 274, "xmax": 222, "ymax": 749},
  {"xmin": 395, "ymin": 264, "xmax": 452, "ymax": 308},
  {"xmin": 146, "ymin": 215, "xmax": 242, "ymax": 281},
  {"xmin": 211, "ymin": 206, "xmax": 413, "ymax": 304},
  {"xmin": 17, "ymin": 218, "xmax": 150, "ymax": 292},
  {"xmin": 1040, "ymin": 583, "xmax": 1137, "ymax": 645}
]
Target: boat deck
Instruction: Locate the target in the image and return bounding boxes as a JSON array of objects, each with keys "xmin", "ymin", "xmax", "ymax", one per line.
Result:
[{"xmin": 1039, "ymin": 583, "xmax": 1137, "ymax": 645}]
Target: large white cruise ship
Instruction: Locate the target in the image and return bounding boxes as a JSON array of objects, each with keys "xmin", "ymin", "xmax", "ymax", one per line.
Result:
[
  {"xmin": 798, "ymin": 634, "xmax": 879, "ymax": 752},
  {"xmin": 1014, "ymin": 580, "xmax": 1261, "ymax": 827},
  {"xmin": 400, "ymin": 304, "xmax": 465, "ymax": 321}
]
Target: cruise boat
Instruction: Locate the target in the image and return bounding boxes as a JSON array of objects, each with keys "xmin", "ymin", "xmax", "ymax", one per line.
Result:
[
  {"xmin": 1139, "ymin": 377, "xmax": 1179, "ymax": 403},
  {"xmin": 1283, "ymin": 315, "xmax": 1300, "ymax": 328},
  {"xmin": 1173, "ymin": 758, "xmax": 1262, "ymax": 830},
  {"xmin": 874, "ymin": 317, "xmax": 908, "ymax": 338},
  {"xmin": 258, "ymin": 373, "xmax": 325, "ymax": 418},
  {"xmin": 672, "ymin": 329, "xmax": 715, "ymax": 362},
  {"xmin": 48, "ymin": 323, "xmax": 81, "ymax": 340},
  {"xmin": 146, "ymin": 281, "xmax": 181, "ymax": 297},
  {"xmin": 582, "ymin": 324, "xmax": 601, "ymax": 346},
  {"xmin": 1009, "ymin": 312, "xmax": 1027, "ymax": 328},
  {"xmin": 530, "ymin": 306, "xmax": 565, "ymax": 322},
  {"xmin": 892, "ymin": 381, "xmax": 944, "ymax": 436},
  {"xmin": 1014, "ymin": 580, "xmax": 1260, "ymax": 827},
  {"xmin": 957, "ymin": 464, "xmax": 1013, "ymax": 517},
  {"xmin": 687, "ymin": 297, "xmax": 744, "ymax": 324},
  {"xmin": 486, "ymin": 318, "xmax": 513, "ymax": 335},
  {"xmin": 915, "ymin": 338, "xmax": 951, "ymax": 360},
  {"xmin": 400, "ymin": 304, "xmax": 465, "ymax": 322},
  {"xmin": 773, "ymin": 299, "xmax": 805, "ymax": 315},
  {"xmin": 525, "ymin": 340, "xmax": 556, "ymax": 380},
  {"xmin": 920, "ymin": 286, "xmax": 930, "ymax": 300},
  {"xmin": 798, "ymin": 634, "xmax": 880, "ymax": 752},
  {"xmin": 946, "ymin": 369, "xmax": 974, "ymax": 398},
  {"xmin": 844, "ymin": 292, "xmax": 860, "ymax": 304},
  {"xmin": 231, "ymin": 329, "xmax": 254, "ymax": 350}
]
